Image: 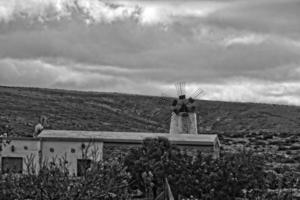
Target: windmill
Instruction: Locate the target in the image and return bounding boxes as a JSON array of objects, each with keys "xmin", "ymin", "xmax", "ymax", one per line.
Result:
[{"xmin": 158, "ymin": 82, "xmax": 204, "ymax": 135}]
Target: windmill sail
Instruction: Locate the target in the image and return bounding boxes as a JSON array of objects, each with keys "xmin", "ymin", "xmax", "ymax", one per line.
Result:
[
  {"xmin": 175, "ymin": 81, "xmax": 186, "ymax": 97},
  {"xmin": 191, "ymin": 87, "xmax": 204, "ymax": 99}
]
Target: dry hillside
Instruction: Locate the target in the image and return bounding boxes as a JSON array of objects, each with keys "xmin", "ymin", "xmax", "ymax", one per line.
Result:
[{"xmin": 1, "ymin": 86, "xmax": 300, "ymax": 137}]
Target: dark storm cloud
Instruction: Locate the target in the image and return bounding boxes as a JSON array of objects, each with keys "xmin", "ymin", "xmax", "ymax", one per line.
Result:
[{"xmin": 202, "ymin": 0, "xmax": 300, "ymax": 40}]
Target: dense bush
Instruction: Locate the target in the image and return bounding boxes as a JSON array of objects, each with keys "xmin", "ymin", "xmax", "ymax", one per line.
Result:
[
  {"xmin": 124, "ymin": 137, "xmax": 267, "ymax": 200},
  {"xmin": 124, "ymin": 137, "xmax": 190, "ymax": 198}
]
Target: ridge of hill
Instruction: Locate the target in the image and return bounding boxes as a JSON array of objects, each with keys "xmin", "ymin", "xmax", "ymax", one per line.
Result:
[{"xmin": 1, "ymin": 86, "xmax": 300, "ymax": 137}]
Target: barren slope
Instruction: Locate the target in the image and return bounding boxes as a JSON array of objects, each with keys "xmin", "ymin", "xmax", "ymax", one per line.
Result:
[{"xmin": 1, "ymin": 86, "xmax": 300, "ymax": 137}]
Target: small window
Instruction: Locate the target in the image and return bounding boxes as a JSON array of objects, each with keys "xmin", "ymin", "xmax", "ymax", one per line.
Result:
[
  {"xmin": 2, "ymin": 157, "xmax": 23, "ymax": 174},
  {"xmin": 77, "ymin": 159, "xmax": 91, "ymax": 176}
]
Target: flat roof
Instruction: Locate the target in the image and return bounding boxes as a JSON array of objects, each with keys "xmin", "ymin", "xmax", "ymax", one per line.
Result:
[
  {"xmin": 1, "ymin": 137, "xmax": 40, "ymax": 141},
  {"xmin": 38, "ymin": 130, "xmax": 218, "ymax": 146}
]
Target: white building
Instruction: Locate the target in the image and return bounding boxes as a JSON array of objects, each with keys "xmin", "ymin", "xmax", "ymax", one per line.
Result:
[{"xmin": 0, "ymin": 130, "xmax": 220, "ymax": 175}]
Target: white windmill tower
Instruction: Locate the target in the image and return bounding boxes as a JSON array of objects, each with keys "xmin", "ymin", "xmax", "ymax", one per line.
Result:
[{"xmin": 162, "ymin": 82, "xmax": 204, "ymax": 135}]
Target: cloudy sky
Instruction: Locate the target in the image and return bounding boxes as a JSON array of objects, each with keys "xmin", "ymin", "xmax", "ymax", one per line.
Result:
[{"xmin": 0, "ymin": 0, "xmax": 300, "ymax": 105}]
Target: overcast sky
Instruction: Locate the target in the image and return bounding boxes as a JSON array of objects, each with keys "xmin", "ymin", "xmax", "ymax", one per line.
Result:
[{"xmin": 0, "ymin": 0, "xmax": 300, "ymax": 105}]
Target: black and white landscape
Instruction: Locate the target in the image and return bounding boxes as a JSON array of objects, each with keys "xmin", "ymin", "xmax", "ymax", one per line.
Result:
[{"xmin": 0, "ymin": 0, "xmax": 300, "ymax": 199}]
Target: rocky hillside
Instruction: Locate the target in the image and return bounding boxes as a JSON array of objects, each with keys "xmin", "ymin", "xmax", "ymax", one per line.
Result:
[{"xmin": 1, "ymin": 86, "xmax": 300, "ymax": 137}]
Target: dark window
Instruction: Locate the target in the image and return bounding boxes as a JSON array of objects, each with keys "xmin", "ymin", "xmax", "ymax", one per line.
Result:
[
  {"xmin": 2, "ymin": 157, "xmax": 23, "ymax": 174},
  {"xmin": 77, "ymin": 159, "xmax": 91, "ymax": 176}
]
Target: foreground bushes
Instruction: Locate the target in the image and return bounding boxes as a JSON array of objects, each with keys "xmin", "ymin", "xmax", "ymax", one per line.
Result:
[
  {"xmin": 124, "ymin": 137, "xmax": 267, "ymax": 200},
  {"xmin": 1, "ymin": 159, "xmax": 130, "ymax": 200},
  {"xmin": 1, "ymin": 137, "xmax": 297, "ymax": 200}
]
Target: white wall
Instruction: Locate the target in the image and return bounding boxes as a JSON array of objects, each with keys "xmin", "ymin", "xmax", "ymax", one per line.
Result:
[
  {"xmin": 170, "ymin": 113, "xmax": 198, "ymax": 134},
  {"xmin": 41, "ymin": 140, "xmax": 103, "ymax": 176},
  {"xmin": 1, "ymin": 138, "xmax": 40, "ymax": 174}
]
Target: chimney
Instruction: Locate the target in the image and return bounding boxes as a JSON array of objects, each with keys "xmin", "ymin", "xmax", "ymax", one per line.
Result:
[{"xmin": 33, "ymin": 115, "xmax": 47, "ymax": 137}]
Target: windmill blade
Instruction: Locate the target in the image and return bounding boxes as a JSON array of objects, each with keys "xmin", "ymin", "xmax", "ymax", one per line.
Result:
[
  {"xmin": 175, "ymin": 82, "xmax": 181, "ymax": 96},
  {"xmin": 191, "ymin": 87, "xmax": 204, "ymax": 99},
  {"xmin": 181, "ymin": 82, "xmax": 186, "ymax": 96},
  {"xmin": 175, "ymin": 81, "xmax": 186, "ymax": 97}
]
